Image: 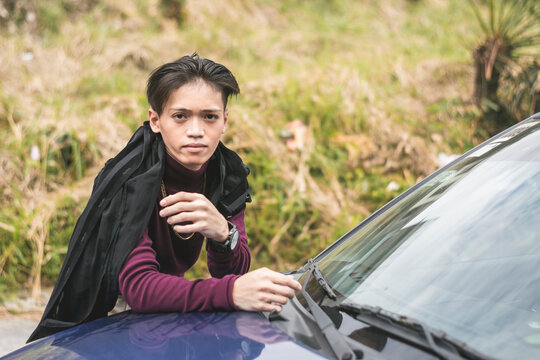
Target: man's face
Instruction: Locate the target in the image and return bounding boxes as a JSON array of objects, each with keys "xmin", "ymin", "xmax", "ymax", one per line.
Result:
[{"xmin": 149, "ymin": 80, "xmax": 228, "ymax": 171}]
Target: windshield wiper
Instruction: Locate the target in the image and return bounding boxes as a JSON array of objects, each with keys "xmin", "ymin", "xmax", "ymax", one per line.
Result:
[
  {"xmin": 301, "ymin": 259, "xmax": 357, "ymax": 360},
  {"xmin": 339, "ymin": 302, "xmax": 493, "ymax": 360},
  {"xmin": 303, "ymin": 259, "xmax": 338, "ymax": 300}
]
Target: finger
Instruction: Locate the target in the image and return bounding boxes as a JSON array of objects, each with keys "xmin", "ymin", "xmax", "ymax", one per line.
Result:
[
  {"xmin": 166, "ymin": 210, "xmax": 204, "ymax": 225},
  {"xmin": 159, "ymin": 202, "xmax": 193, "ymax": 218},
  {"xmin": 159, "ymin": 200, "xmax": 208, "ymax": 217},
  {"xmin": 263, "ymin": 293, "xmax": 290, "ymax": 305},
  {"xmin": 160, "ymin": 191, "xmax": 206, "ymax": 207},
  {"xmin": 173, "ymin": 223, "xmax": 202, "ymax": 235},
  {"xmin": 269, "ymin": 273, "xmax": 302, "ymax": 292},
  {"xmin": 260, "ymin": 283, "xmax": 296, "ymax": 299},
  {"xmin": 258, "ymin": 302, "xmax": 282, "ymax": 313}
]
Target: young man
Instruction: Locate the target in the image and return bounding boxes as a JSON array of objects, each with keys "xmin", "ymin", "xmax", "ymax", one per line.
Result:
[{"xmin": 29, "ymin": 54, "xmax": 301, "ymax": 342}]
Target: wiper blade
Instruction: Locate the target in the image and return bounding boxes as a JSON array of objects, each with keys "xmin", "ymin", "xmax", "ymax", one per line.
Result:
[
  {"xmin": 339, "ymin": 302, "xmax": 494, "ymax": 360},
  {"xmin": 301, "ymin": 260, "xmax": 356, "ymax": 360},
  {"xmin": 305, "ymin": 259, "xmax": 337, "ymax": 300}
]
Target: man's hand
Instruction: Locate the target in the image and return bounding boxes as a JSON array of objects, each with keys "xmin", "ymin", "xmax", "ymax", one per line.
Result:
[
  {"xmin": 233, "ymin": 268, "xmax": 302, "ymax": 313},
  {"xmin": 159, "ymin": 192, "xmax": 229, "ymax": 241}
]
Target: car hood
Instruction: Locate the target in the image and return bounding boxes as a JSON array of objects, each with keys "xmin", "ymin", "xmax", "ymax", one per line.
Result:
[{"xmin": 2, "ymin": 311, "xmax": 329, "ymax": 360}]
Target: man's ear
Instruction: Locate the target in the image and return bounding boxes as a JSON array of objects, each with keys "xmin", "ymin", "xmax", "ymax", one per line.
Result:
[{"xmin": 148, "ymin": 108, "xmax": 160, "ymax": 133}]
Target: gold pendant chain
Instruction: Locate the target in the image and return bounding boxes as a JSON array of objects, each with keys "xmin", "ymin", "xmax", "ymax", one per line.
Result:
[{"xmin": 160, "ymin": 173, "xmax": 206, "ymax": 240}]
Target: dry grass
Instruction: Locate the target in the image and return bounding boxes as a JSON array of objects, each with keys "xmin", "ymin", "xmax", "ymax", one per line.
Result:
[{"xmin": 0, "ymin": 0, "xmax": 485, "ymax": 293}]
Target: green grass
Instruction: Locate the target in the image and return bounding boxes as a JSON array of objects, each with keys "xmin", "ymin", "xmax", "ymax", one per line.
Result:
[
  {"xmin": 1, "ymin": 0, "xmax": 526, "ymax": 295},
  {"xmin": 43, "ymin": 196, "xmax": 87, "ymax": 284}
]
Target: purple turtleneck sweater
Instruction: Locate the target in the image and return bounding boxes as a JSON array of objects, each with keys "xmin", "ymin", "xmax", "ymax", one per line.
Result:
[{"xmin": 118, "ymin": 152, "xmax": 251, "ymax": 313}]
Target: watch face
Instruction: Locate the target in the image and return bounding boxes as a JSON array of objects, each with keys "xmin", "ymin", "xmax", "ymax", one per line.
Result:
[{"xmin": 229, "ymin": 227, "xmax": 239, "ymax": 250}]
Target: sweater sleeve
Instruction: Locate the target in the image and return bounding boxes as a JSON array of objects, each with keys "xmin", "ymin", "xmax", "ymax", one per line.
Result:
[
  {"xmin": 206, "ymin": 207, "xmax": 251, "ymax": 278},
  {"xmin": 118, "ymin": 229, "xmax": 240, "ymax": 313}
]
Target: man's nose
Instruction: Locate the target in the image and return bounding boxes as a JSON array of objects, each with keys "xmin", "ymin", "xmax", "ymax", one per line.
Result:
[{"xmin": 186, "ymin": 118, "xmax": 204, "ymax": 137}]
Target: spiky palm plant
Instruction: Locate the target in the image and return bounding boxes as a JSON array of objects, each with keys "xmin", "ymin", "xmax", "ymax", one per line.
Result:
[
  {"xmin": 469, "ymin": 0, "xmax": 540, "ymax": 129},
  {"xmin": 500, "ymin": 59, "xmax": 540, "ymax": 120}
]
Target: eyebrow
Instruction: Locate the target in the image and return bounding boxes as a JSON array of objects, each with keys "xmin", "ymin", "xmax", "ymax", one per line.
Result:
[{"xmin": 170, "ymin": 107, "xmax": 222, "ymax": 113}]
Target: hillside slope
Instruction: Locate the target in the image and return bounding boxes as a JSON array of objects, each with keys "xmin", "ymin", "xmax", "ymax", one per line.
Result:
[{"xmin": 0, "ymin": 0, "xmax": 484, "ymax": 298}]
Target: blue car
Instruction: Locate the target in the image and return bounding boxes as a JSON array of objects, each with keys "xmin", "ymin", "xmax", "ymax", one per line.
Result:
[
  {"xmin": 1, "ymin": 311, "xmax": 329, "ymax": 359},
  {"xmin": 3, "ymin": 113, "xmax": 540, "ymax": 359}
]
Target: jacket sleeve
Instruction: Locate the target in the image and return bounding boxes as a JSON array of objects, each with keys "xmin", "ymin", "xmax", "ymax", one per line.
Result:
[
  {"xmin": 206, "ymin": 207, "xmax": 251, "ymax": 278},
  {"xmin": 118, "ymin": 229, "xmax": 240, "ymax": 313}
]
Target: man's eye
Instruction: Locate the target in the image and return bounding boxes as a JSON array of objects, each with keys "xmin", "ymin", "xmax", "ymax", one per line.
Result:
[
  {"xmin": 206, "ymin": 114, "xmax": 219, "ymax": 120},
  {"xmin": 173, "ymin": 113, "xmax": 186, "ymax": 120}
]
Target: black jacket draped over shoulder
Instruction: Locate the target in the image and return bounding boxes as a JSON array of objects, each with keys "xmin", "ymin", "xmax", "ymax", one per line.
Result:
[{"xmin": 28, "ymin": 122, "xmax": 251, "ymax": 342}]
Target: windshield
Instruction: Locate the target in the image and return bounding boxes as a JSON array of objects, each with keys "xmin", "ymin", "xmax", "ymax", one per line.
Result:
[{"xmin": 318, "ymin": 118, "xmax": 540, "ymax": 360}]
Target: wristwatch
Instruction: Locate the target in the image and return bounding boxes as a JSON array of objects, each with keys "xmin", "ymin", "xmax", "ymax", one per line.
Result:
[{"xmin": 207, "ymin": 221, "xmax": 239, "ymax": 253}]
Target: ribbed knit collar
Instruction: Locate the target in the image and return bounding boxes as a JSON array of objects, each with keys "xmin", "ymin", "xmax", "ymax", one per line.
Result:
[{"xmin": 163, "ymin": 151, "xmax": 208, "ymax": 190}]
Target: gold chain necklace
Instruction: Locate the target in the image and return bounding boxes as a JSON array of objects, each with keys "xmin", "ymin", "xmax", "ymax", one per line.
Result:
[{"xmin": 160, "ymin": 173, "xmax": 206, "ymax": 240}]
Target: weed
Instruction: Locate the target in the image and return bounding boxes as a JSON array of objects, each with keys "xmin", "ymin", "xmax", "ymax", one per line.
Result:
[
  {"xmin": 42, "ymin": 196, "xmax": 87, "ymax": 284},
  {"xmin": 468, "ymin": 0, "xmax": 540, "ymax": 131},
  {"xmin": 0, "ymin": 0, "xmax": 502, "ymax": 296},
  {"xmin": 159, "ymin": 0, "xmax": 186, "ymax": 25}
]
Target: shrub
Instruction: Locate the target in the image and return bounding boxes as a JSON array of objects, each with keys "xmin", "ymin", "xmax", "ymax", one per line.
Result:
[{"xmin": 469, "ymin": 0, "xmax": 540, "ymax": 132}]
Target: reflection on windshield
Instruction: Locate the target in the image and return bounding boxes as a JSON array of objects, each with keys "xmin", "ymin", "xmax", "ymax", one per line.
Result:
[{"xmin": 319, "ymin": 121, "xmax": 540, "ymax": 360}]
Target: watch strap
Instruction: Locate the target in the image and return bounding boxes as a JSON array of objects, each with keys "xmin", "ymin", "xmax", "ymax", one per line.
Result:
[{"xmin": 207, "ymin": 221, "xmax": 238, "ymax": 253}]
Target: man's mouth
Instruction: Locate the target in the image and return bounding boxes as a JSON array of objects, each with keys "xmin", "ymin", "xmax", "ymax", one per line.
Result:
[{"xmin": 183, "ymin": 143, "xmax": 207, "ymax": 152}]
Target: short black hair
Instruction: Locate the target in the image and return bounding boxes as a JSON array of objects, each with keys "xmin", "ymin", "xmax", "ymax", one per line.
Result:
[{"xmin": 146, "ymin": 53, "xmax": 240, "ymax": 115}]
